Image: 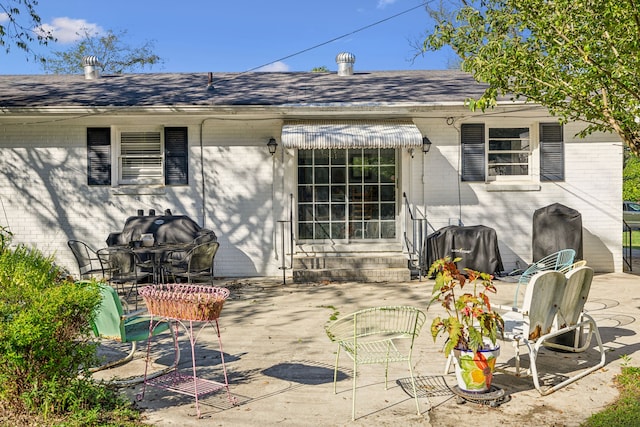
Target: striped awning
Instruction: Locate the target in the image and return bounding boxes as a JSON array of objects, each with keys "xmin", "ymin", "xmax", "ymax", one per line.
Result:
[{"xmin": 281, "ymin": 120, "xmax": 423, "ymax": 149}]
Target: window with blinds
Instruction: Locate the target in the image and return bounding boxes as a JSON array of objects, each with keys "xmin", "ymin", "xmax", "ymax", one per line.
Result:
[
  {"xmin": 461, "ymin": 123, "xmax": 564, "ymax": 183},
  {"xmin": 119, "ymin": 131, "xmax": 163, "ymax": 184},
  {"xmin": 487, "ymin": 127, "xmax": 530, "ymax": 178},
  {"xmin": 87, "ymin": 127, "xmax": 188, "ymax": 186}
]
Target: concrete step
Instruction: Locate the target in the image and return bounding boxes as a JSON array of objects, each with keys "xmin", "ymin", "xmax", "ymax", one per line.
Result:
[
  {"xmin": 293, "ymin": 254, "xmax": 407, "ymax": 270},
  {"xmin": 293, "ymin": 267, "xmax": 411, "ymax": 283},
  {"xmin": 292, "ymin": 253, "xmax": 411, "ymax": 283}
]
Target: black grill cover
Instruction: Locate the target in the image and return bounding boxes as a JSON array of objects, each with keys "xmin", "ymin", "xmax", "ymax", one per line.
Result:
[
  {"xmin": 532, "ymin": 203, "xmax": 583, "ymax": 262},
  {"xmin": 425, "ymin": 225, "xmax": 503, "ymax": 274},
  {"xmin": 106, "ymin": 215, "xmax": 216, "ymax": 246}
]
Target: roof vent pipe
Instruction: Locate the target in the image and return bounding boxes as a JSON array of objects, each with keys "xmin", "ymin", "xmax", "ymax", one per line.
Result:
[
  {"xmin": 82, "ymin": 56, "xmax": 101, "ymax": 80},
  {"xmin": 336, "ymin": 52, "xmax": 356, "ymax": 76}
]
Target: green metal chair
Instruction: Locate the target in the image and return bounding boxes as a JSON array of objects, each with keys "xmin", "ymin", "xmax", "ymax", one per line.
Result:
[
  {"xmin": 90, "ymin": 282, "xmax": 180, "ymax": 383},
  {"xmin": 326, "ymin": 305, "xmax": 427, "ymax": 420}
]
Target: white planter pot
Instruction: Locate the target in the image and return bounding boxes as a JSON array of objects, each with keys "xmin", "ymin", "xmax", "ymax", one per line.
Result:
[{"xmin": 452, "ymin": 344, "xmax": 500, "ymax": 392}]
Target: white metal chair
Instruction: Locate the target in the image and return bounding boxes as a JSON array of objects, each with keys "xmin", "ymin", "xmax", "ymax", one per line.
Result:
[
  {"xmin": 558, "ymin": 259, "xmax": 587, "ymax": 274},
  {"xmin": 499, "ymin": 268, "xmax": 605, "ymax": 395},
  {"xmin": 325, "ymin": 306, "xmax": 427, "ymax": 420},
  {"xmin": 514, "ymin": 249, "xmax": 576, "ymax": 305}
]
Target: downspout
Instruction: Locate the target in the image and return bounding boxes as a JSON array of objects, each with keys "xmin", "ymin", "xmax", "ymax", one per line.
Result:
[
  {"xmin": 273, "ymin": 138, "xmax": 287, "ymax": 261},
  {"xmin": 199, "ymin": 118, "xmax": 214, "ymax": 228},
  {"xmin": 422, "ymin": 142, "xmax": 426, "ymax": 227}
]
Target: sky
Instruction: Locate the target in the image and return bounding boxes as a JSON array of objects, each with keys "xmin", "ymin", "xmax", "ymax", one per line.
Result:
[{"xmin": 0, "ymin": 0, "xmax": 454, "ymax": 75}]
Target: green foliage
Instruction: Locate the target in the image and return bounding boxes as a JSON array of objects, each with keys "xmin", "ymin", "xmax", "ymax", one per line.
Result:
[
  {"xmin": 0, "ymin": 225, "xmax": 12, "ymax": 252},
  {"xmin": 311, "ymin": 66, "xmax": 330, "ymax": 72},
  {"xmin": 623, "ymin": 152, "xmax": 640, "ymax": 201},
  {"xmin": 0, "ymin": 242, "xmax": 102, "ymax": 415},
  {"xmin": 583, "ymin": 366, "xmax": 640, "ymax": 427},
  {"xmin": 427, "ymin": 257, "xmax": 503, "ymax": 355},
  {"xmin": 43, "ymin": 28, "xmax": 162, "ymax": 74},
  {"xmin": 423, "ymin": 0, "xmax": 640, "ymax": 154},
  {"xmin": 0, "ymin": 235, "xmax": 143, "ymax": 424},
  {"xmin": 0, "ymin": 0, "xmax": 54, "ymax": 58}
]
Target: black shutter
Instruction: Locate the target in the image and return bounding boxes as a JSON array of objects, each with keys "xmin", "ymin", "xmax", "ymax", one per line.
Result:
[
  {"xmin": 164, "ymin": 127, "xmax": 188, "ymax": 185},
  {"xmin": 540, "ymin": 123, "xmax": 564, "ymax": 181},
  {"xmin": 461, "ymin": 124, "xmax": 485, "ymax": 182},
  {"xmin": 87, "ymin": 128, "xmax": 111, "ymax": 186}
]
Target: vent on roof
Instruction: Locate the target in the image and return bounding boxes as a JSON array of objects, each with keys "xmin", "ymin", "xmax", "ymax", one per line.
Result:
[
  {"xmin": 82, "ymin": 56, "xmax": 101, "ymax": 80},
  {"xmin": 336, "ymin": 52, "xmax": 356, "ymax": 76}
]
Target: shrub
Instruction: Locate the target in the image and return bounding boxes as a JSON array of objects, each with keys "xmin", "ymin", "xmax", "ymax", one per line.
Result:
[{"xmin": 0, "ymin": 229, "xmax": 101, "ymax": 415}]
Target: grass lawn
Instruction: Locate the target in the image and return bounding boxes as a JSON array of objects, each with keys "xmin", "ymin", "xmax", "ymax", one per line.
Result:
[
  {"xmin": 623, "ymin": 231, "xmax": 640, "ymax": 250},
  {"xmin": 583, "ymin": 366, "xmax": 640, "ymax": 427}
]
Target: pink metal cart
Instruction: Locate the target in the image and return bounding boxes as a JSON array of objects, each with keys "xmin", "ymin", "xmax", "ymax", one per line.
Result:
[{"xmin": 137, "ymin": 284, "xmax": 235, "ymax": 417}]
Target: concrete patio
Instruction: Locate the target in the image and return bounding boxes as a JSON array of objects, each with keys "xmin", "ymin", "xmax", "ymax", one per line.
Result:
[{"xmin": 93, "ymin": 270, "xmax": 640, "ymax": 426}]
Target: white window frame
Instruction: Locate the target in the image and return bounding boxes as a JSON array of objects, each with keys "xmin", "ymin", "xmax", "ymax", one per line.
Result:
[
  {"xmin": 116, "ymin": 128, "xmax": 164, "ymax": 185},
  {"xmin": 486, "ymin": 126, "xmax": 531, "ymax": 181}
]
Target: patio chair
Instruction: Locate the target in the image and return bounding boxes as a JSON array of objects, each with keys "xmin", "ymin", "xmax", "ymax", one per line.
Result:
[
  {"xmin": 68, "ymin": 239, "xmax": 103, "ymax": 279},
  {"xmin": 499, "ymin": 268, "xmax": 605, "ymax": 395},
  {"xmin": 558, "ymin": 259, "xmax": 587, "ymax": 274},
  {"xmin": 97, "ymin": 247, "xmax": 151, "ymax": 309},
  {"xmin": 89, "ymin": 282, "xmax": 180, "ymax": 384},
  {"xmin": 162, "ymin": 241, "xmax": 219, "ymax": 284},
  {"xmin": 325, "ymin": 305, "xmax": 427, "ymax": 420},
  {"xmin": 514, "ymin": 248, "xmax": 576, "ymax": 305}
]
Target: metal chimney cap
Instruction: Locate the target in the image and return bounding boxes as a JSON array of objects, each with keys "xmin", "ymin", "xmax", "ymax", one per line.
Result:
[
  {"xmin": 82, "ymin": 55, "xmax": 101, "ymax": 80},
  {"xmin": 335, "ymin": 52, "xmax": 356, "ymax": 64},
  {"xmin": 336, "ymin": 52, "xmax": 356, "ymax": 76},
  {"xmin": 82, "ymin": 55, "xmax": 101, "ymax": 66}
]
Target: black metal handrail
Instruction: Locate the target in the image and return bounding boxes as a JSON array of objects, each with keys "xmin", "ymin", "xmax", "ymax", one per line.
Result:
[
  {"xmin": 623, "ymin": 220, "xmax": 633, "ymax": 271},
  {"xmin": 277, "ymin": 194, "xmax": 295, "ymax": 284},
  {"xmin": 402, "ymin": 192, "xmax": 428, "ymax": 279}
]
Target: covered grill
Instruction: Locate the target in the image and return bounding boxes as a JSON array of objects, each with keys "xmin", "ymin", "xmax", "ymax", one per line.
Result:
[
  {"xmin": 532, "ymin": 203, "xmax": 583, "ymax": 261},
  {"xmin": 425, "ymin": 225, "xmax": 503, "ymax": 275},
  {"xmin": 107, "ymin": 214, "xmax": 216, "ymax": 247}
]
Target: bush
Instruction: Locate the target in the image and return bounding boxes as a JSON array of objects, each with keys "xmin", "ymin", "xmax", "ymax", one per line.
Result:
[{"xmin": 0, "ymin": 229, "xmax": 102, "ymax": 415}]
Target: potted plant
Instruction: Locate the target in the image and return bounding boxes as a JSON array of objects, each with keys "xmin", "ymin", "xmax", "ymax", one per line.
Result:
[{"xmin": 427, "ymin": 257, "xmax": 504, "ymax": 392}]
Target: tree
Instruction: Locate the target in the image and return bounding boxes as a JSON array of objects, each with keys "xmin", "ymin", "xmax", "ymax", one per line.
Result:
[
  {"xmin": 423, "ymin": 0, "xmax": 640, "ymax": 154},
  {"xmin": 0, "ymin": 0, "xmax": 54, "ymax": 59},
  {"xmin": 623, "ymin": 151, "xmax": 640, "ymax": 202},
  {"xmin": 43, "ymin": 28, "xmax": 161, "ymax": 74}
]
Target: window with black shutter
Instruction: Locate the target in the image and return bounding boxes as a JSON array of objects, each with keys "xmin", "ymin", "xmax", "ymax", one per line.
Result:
[
  {"xmin": 87, "ymin": 128, "xmax": 111, "ymax": 186},
  {"xmin": 164, "ymin": 127, "xmax": 188, "ymax": 185},
  {"xmin": 540, "ymin": 123, "xmax": 564, "ymax": 181},
  {"xmin": 461, "ymin": 123, "xmax": 485, "ymax": 181}
]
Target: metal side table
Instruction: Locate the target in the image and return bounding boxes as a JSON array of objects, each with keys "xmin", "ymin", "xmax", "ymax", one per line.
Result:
[{"xmin": 137, "ymin": 284, "xmax": 236, "ymax": 418}]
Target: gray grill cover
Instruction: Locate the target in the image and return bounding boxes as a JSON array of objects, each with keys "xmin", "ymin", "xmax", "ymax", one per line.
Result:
[
  {"xmin": 425, "ymin": 225, "xmax": 503, "ymax": 274},
  {"xmin": 532, "ymin": 203, "xmax": 583, "ymax": 261}
]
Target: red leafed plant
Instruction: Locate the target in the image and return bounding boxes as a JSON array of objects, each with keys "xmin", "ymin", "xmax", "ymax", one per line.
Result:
[{"xmin": 427, "ymin": 257, "xmax": 504, "ymax": 356}]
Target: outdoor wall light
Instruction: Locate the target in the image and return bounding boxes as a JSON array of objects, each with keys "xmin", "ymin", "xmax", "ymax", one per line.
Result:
[
  {"xmin": 422, "ymin": 136, "xmax": 432, "ymax": 154},
  {"xmin": 267, "ymin": 138, "xmax": 278, "ymax": 156}
]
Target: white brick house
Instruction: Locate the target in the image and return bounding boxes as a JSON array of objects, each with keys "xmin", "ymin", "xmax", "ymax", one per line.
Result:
[{"xmin": 0, "ymin": 58, "xmax": 623, "ymax": 279}]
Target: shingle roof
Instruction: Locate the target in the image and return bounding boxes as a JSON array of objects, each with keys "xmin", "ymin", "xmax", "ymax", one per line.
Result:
[{"xmin": 0, "ymin": 70, "xmax": 494, "ymax": 108}]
